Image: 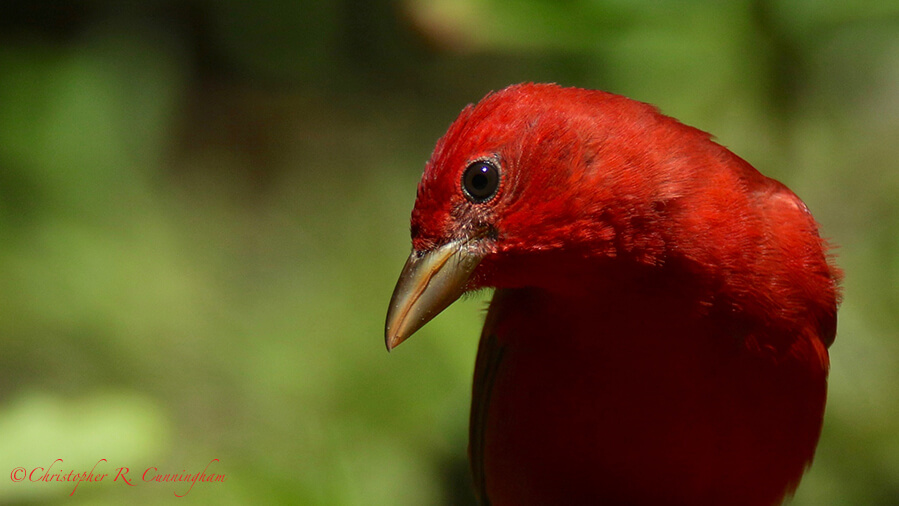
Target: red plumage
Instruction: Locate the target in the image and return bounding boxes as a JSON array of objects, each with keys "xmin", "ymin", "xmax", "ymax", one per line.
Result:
[{"xmin": 386, "ymin": 83, "xmax": 841, "ymax": 505}]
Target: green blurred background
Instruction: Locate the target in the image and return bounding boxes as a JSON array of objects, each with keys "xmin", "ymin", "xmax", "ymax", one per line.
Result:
[{"xmin": 0, "ymin": 0, "xmax": 896, "ymax": 504}]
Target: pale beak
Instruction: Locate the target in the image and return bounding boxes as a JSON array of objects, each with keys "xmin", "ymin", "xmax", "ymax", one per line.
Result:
[{"xmin": 385, "ymin": 239, "xmax": 483, "ymax": 351}]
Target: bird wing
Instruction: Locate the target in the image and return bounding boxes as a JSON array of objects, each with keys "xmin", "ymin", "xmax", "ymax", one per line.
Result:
[{"xmin": 469, "ymin": 289, "xmax": 509, "ymax": 506}]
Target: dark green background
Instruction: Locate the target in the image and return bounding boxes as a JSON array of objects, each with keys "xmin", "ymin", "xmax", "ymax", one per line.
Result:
[{"xmin": 0, "ymin": 0, "xmax": 896, "ymax": 504}]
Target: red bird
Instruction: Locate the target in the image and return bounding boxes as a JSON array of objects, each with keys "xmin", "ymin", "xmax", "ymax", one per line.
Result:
[{"xmin": 385, "ymin": 83, "xmax": 840, "ymax": 506}]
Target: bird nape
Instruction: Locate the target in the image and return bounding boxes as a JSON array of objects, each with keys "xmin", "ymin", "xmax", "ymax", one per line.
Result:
[{"xmin": 384, "ymin": 83, "xmax": 841, "ymax": 506}]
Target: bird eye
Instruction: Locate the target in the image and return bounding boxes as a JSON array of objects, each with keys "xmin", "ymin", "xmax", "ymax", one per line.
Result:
[{"xmin": 462, "ymin": 161, "xmax": 500, "ymax": 203}]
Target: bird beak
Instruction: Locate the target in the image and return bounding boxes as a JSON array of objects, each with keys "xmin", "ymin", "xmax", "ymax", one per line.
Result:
[{"xmin": 385, "ymin": 239, "xmax": 483, "ymax": 351}]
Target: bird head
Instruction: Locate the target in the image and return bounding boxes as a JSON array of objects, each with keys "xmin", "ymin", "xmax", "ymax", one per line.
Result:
[{"xmin": 385, "ymin": 83, "xmax": 688, "ymax": 349}]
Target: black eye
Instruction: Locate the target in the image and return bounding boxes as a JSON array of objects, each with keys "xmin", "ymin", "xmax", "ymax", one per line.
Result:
[{"xmin": 462, "ymin": 161, "xmax": 500, "ymax": 203}]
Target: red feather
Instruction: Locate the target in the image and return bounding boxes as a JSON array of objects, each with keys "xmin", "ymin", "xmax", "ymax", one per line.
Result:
[{"xmin": 388, "ymin": 83, "xmax": 841, "ymax": 505}]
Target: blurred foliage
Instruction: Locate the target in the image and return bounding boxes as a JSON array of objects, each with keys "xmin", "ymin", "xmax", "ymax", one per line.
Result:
[{"xmin": 0, "ymin": 0, "xmax": 897, "ymax": 504}]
